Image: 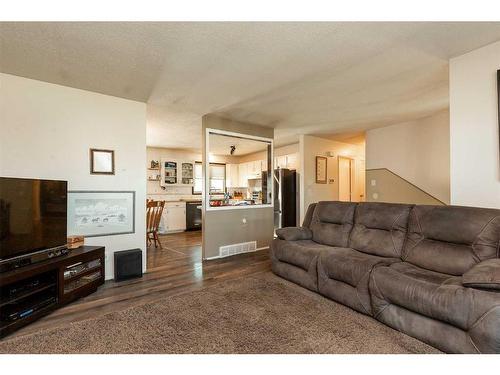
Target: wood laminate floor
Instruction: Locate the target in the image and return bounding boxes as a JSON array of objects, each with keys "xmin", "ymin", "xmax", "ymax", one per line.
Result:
[{"xmin": 7, "ymin": 230, "xmax": 271, "ymax": 339}]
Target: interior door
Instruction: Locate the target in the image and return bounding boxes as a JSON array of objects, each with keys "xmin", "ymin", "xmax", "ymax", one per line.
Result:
[
  {"xmin": 355, "ymin": 159, "xmax": 366, "ymax": 202},
  {"xmin": 338, "ymin": 156, "xmax": 352, "ymax": 202}
]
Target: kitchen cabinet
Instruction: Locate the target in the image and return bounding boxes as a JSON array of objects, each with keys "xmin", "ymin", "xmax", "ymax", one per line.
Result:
[
  {"xmin": 225, "ymin": 164, "xmax": 239, "ymax": 188},
  {"xmin": 275, "ymin": 155, "xmax": 287, "ymax": 169},
  {"xmin": 246, "ymin": 160, "xmax": 262, "ymax": 179},
  {"xmin": 163, "ymin": 202, "xmax": 186, "ymax": 232},
  {"xmin": 286, "ymin": 153, "xmax": 298, "ymax": 170},
  {"xmin": 238, "ymin": 163, "xmax": 249, "ymax": 188},
  {"xmin": 231, "ymin": 160, "xmax": 267, "ymax": 187},
  {"xmin": 160, "ymin": 159, "xmax": 195, "ymax": 187},
  {"xmin": 260, "ymin": 159, "xmax": 268, "ymax": 172},
  {"xmin": 274, "ymin": 153, "xmax": 298, "ymax": 170}
]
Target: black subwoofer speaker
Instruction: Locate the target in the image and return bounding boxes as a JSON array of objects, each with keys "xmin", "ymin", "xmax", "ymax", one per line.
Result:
[{"xmin": 114, "ymin": 249, "xmax": 143, "ymax": 281}]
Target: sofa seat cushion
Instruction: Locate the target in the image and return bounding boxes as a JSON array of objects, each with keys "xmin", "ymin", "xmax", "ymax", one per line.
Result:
[
  {"xmin": 319, "ymin": 247, "xmax": 399, "ymax": 288},
  {"xmin": 272, "ymin": 239, "xmax": 333, "ymax": 271},
  {"xmin": 370, "ymin": 262, "xmax": 500, "ymax": 330},
  {"xmin": 317, "ymin": 248, "xmax": 399, "ymax": 315}
]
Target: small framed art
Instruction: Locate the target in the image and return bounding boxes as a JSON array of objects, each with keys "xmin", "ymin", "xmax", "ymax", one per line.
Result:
[{"xmin": 90, "ymin": 148, "xmax": 115, "ymax": 175}]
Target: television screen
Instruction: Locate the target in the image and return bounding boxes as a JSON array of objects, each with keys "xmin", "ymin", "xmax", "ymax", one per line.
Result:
[{"xmin": 0, "ymin": 177, "xmax": 67, "ymax": 261}]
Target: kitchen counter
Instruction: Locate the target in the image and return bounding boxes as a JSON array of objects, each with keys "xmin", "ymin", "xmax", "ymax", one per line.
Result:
[{"xmin": 147, "ymin": 194, "xmax": 200, "ymax": 203}]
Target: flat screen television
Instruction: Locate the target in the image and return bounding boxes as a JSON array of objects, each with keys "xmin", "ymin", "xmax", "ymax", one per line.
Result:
[{"xmin": 0, "ymin": 177, "xmax": 67, "ymax": 261}]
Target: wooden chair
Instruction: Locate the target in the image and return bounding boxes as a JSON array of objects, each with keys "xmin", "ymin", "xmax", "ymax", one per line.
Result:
[{"xmin": 146, "ymin": 200, "xmax": 165, "ymax": 249}]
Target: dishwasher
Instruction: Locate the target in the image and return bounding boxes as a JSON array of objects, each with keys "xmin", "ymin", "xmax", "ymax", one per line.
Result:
[{"xmin": 186, "ymin": 201, "xmax": 202, "ymax": 230}]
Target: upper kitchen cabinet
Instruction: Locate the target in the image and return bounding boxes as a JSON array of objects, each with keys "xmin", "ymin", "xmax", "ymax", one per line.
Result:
[
  {"xmin": 181, "ymin": 162, "xmax": 195, "ymax": 185},
  {"xmin": 226, "ymin": 163, "xmax": 239, "ymax": 188},
  {"xmin": 247, "ymin": 160, "xmax": 262, "ymax": 179},
  {"xmin": 275, "ymin": 155, "xmax": 287, "ymax": 169},
  {"xmin": 160, "ymin": 158, "xmax": 195, "ymax": 187},
  {"xmin": 260, "ymin": 158, "xmax": 268, "ymax": 172},
  {"xmin": 274, "ymin": 153, "xmax": 298, "ymax": 170},
  {"xmin": 286, "ymin": 153, "xmax": 298, "ymax": 170},
  {"xmin": 160, "ymin": 160, "xmax": 178, "ymax": 186},
  {"xmin": 238, "ymin": 163, "xmax": 249, "ymax": 188}
]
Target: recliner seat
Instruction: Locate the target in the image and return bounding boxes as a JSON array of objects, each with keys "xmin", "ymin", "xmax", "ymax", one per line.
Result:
[
  {"xmin": 317, "ymin": 202, "xmax": 410, "ymax": 315},
  {"xmin": 370, "ymin": 205, "xmax": 500, "ymax": 353}
]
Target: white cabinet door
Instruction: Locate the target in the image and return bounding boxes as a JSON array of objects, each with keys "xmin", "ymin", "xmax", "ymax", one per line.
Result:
[
  {"xmin": 255, "ymin": 160, "xmax": 262, "ymax": 177},
  {"xmin": 238, "ymin": 163, "xmax": 248, "ymax": 187},
  {"xmin": 286, "ymin": 153, "xmax": 298, "ymax": 170},
  {"xmin": 248, "ymin": 160, "xmax": 261, "ymax": 178},
  {"xmin": 225, "ymin": 164, "xmax": 232, "ymax": 188},
  {"xmin": 247, "ymin": 161, "xmax": 254, "ymax": 175},
  {"xmin": 225, "ymin": 164, "xmax": 239, "ymax": 188},
  {"xmin": 275, "ymin": 155, "xmax": 287, "ymax": 169},
  {"xmin": 261, "ymin": 159, "xmax": 267, "ymax": 172},
  {"xmin": 179, "ymin": 161, "xmax": 195, "ymax": 186},
  {"xmin": 164, "ymin": 203, "xmax": 186, "ymax": 232}
]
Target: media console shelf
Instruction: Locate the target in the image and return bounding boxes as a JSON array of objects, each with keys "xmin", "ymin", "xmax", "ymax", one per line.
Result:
[{"xmin": 0, "ymin": 246, "xmax": 105, "ymax": 339}]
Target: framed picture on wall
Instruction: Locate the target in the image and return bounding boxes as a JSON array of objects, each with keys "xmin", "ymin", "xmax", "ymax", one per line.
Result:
[
  {"xmin": 316, "ymin": 156, "xmax": 327, "ymax": 184},
  {"xmin": 68, "ymin": 191, "xmax": 135, "ymax": 237},
  {"xmin": 497, "ymin": 70, "xmax": 500, "ymax": 161},
  {"xmin": 90, "ymin": 148, "xmax": 115, "ymax": 175}
]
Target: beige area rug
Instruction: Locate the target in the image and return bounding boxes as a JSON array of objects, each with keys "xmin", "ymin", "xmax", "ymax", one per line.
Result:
[{"xmin": 0, "ymin": 272, "xmax": 440, "ymax": 354}]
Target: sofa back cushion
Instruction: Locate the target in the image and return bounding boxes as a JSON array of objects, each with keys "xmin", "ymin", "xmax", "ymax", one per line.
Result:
[
  {"xmin": 403, "ymin": 205, "xmax": 500, "ymax": 275},
  {"xmin": 302, "ymin": 203, "xmax": 317, "ymax": 228},
  {"xmin": 349, "ymin": 202, "xmax": 412, "ymax": 258},
  {"xmin": 310, "ymin": 201, "xmax": 356, "ymax": 247}
]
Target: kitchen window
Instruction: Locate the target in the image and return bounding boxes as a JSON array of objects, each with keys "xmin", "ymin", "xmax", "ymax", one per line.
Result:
[{"xmin": 193, "ymin": 162, "xmax": 226, "ymax": 195}]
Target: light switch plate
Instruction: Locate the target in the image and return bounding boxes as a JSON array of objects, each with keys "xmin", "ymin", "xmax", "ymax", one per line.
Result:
[{"xmin": 371, "ymin": 179, "xmax": 377, "ymax": 186}]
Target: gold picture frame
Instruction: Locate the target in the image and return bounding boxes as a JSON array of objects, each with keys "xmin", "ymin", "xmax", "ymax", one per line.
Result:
[{"xmin": 316, "ymin": 156, "xmax": 327, "ymax": 184}]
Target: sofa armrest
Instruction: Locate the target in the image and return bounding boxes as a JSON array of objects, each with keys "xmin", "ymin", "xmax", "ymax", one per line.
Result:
[
  {"xmin": 462, "ymin": 259, "xmax": 500, "ymax": 290},
  {"xmin": 275, "ymin": 227, "xmax": 313, "ymax": 241}
]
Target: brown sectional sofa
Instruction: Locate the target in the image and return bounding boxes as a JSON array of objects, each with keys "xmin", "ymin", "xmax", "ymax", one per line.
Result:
[{"xmin": 271, "ymin": 201, "xmax": 500, "ymax": 353}]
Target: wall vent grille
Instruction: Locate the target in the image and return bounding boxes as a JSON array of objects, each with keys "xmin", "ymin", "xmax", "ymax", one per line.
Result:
[{"xmin": 219, "ymin": 241, "xmax": 257, "ymax": 258}]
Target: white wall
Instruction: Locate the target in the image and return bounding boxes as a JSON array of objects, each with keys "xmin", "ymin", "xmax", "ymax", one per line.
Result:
[
  {"xmin": 0, "ymin": 73, "xmax": 147, "ymax": 279},
  {"xmin": 450, "ymin": 41, "xmax": 500, "ymax": 209},
  {"xmin": 299, "ymin": 135, "xmax": 365, "ymax": 224},
  {"xmin": 365, "ymin": 110, "xmax": 450, "ymax": 204}
]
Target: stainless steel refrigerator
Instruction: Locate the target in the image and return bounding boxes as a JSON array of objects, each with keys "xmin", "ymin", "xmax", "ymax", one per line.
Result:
[{"xmin": 270, "ymin": 168, "xmax": 297, "ymax": 229}]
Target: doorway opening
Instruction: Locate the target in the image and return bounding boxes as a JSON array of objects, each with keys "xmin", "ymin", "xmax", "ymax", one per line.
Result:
[
  {"xmin": 145, "ymin": 147, "xmax": 203, "ymax": 272},
  {"xmin": 338, "ymin": 156, "xmax": 366, "ymax": 202}
]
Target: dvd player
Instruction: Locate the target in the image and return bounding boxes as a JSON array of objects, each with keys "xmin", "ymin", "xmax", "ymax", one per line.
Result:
[
  {"xmin": 0, "ymin": 293, "xmax": 57, "ymax": 322},
  {"xmin": 0, "ymin": 245, "xmax": 69, "ymax": 274}
]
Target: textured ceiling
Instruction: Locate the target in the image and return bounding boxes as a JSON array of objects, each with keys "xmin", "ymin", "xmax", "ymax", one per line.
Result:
[
  {"xmin": 2, "ymin": 22, "xmax": 500, "ymax": 149},
  {"xmin": 209, "ymin": 133, "xmax": 269, "ymax": 156}
]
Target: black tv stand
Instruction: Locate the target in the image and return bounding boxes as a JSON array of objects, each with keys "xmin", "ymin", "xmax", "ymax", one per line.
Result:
[{"xmin": 0, "ymin": 246, "xmax": 105, "ymax": 339}]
